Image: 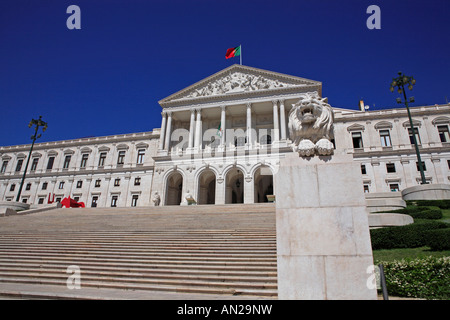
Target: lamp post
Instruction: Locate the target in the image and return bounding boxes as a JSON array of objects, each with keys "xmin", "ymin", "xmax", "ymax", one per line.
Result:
[
  {"xmin": 390, "ymin": 72, "xmax": 427, "ymax": 185},
  {"xmin": 15, "ymin": 116, "xmax": 48, "ymax": 202}
]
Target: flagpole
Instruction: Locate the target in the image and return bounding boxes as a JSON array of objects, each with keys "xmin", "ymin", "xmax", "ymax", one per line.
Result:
[{"xmin": 240, "ymin": 44, "xmax": 242, "ymax": 65}]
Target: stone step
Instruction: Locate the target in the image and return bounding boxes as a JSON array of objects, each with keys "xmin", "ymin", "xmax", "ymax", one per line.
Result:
[
  {"xmin": 0, "ymin": 262, "xmax": 276, "ymax": 277},
  {"xmin": 0, "ymin": 278, "xmax": 278, "ymax": 297},
  {"xmin": 0, "ymin": 267, "xmax": 277, "ymax": 283},
  {"xmin": 0, "ymin": 254, "xmax": 277, "ymax": 267},
  {"xmin": 0, "ymin": 248, "xmax": 276, "ymax": 258},
  {"xmin": 0, "ymin": 273, "xmax": 278, "ymax": 291},
  {"xmin": 0, "ymin": 204, "xmax": 278, "ymax": 298},
  {"xmin": 0, "ymin": 258, "xmax": 276, "ymax": 273}
]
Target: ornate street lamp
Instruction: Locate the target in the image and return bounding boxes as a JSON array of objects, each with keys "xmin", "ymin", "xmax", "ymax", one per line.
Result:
[
  {"xmin": 390, "ymin": 72, "xmax": 427, "ymax": 185},
  {"xmin": 15, "ymin": 116, "xmax": 48, "ymax": 202}
]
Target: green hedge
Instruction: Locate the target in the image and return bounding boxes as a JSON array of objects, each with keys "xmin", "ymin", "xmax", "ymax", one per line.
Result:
[
  {"xmin": 425, "ymin": 228, "xmax": 450, "ymax": 251},
  {"xmin": 381, "ymin": 256, "xmax": 450, "ymax": 299},
  {"xmin": 382, "ymin": 205, "xmax": 443, "ymax": 219},
  {"xmin": 407, "ymin": 199, "xmax": 450, "ymax": 209},
  {"xmin": 371, "ymin": 221, "xmax": 449, "ymax": 250}
]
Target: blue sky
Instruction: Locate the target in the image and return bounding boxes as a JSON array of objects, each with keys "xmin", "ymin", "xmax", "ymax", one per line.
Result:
[{"xmin": 0, "ymin": 0, "xmax": 449, "ymax": 146}]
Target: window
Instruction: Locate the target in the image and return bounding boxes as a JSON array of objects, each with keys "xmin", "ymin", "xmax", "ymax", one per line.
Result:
[
  {"xmin": 134, "ymin": 177, "xmax": 141, "ymax": 186},
  {"xmin": 114, "ymin": 178, "xmax": 120, "ymax": 187},
  {"xmin": 55, "ymin": 197, "xmax": 62, "ymax": 203},
  {"xmin": 352, "ymin": 132, "xmax": 364, "ymax": 149},
  {"xmin": 63, "ymin": 155, "xmax": 71, "ymax": 169},
  {"xmin": 22, "ymin": 198, "xmax": 27, "ymax": 204},
  {"xmin": 390, "ymin": 184, "xmax": 400, "ymax": 192},
  {"xmin": 131, "ymin": 195, "xmax": 139, "ymax": 207},
  {"xmin": 38, "ymin": 198, "xmax": 45, "ymax": 205},
  {"xmin": 47, "ymin": 156, "xmax": 55, "ymax": 170},
  {"xmin": 59, "ymin": 181, "xmax": 65, "ymax": 189},
  {"xmin": 379, "ymin": 130, "xmax": 392, "ymax": 147},
  {"xmin": 74, "ymin": 197, "xmax": 80, "ymax": 202},
  {"xmin": 30, "ymin": 158, "xmax": 39, "ymax": 171},
  {"xmin": 98, "ymin": 152, "xmax": 107, "ymax": 167},
  {"xmin": 260, "ymin": 135, "xmax": 272, "ymax": 145},
  {"xmin": 76, "ymin": 180, "xmax": 83, "ymax": 188},
  {"xmin": 10, "ymin": 184, "xmax": 15, "ymax": 192},
  {"xmin": 25, "ymin": 183, "xmax": 31, "ymax": 191},
  {"xmin": 448, "ymin": 159, "xmax": 450, "ymax": 170},
  {"xmin": 80, "ymin": 154, "xmax": 89, "ymax": 168},
  {"xmin": 95, "ymin": 179, "xmax": 101, "ymax": 188},
  {"xmin": 363, "ymin": 185, "xmax": 370, "ymax": 193},
  {"xmin": 117, "ymin": 151, "xmax": 126, "ymax": 165},
  {"xmin": 15, "ymin": 159, "xmax": 23, "ymax": 172},
  {"xmin": 438, "ymin": 125, "xmax": 450, "ymax": 143},
  {"xmin": 416, "ymin": 161, "xmax": 427, "ymax": 171},
  {"xmin": 408, "ymin": 128, "xmax": 421, "ymax": 145},
  {"xmin": 91, "ymin": 196, "xmax": 98, "ymax": 207},
  {"xmin": 234, "ymin": 136, "xmax": 247, "ymax": 147},
  {"xmin": 361, "ymin": 164, "xmax": 367, "ymax": 175},
  {"xmin": 42, "ymin": 182, "xmax": 48, "ymax": 190},
  {"xmin": 111, "ymin": 195, "xmax": 118, "ymax": 207},
  {"xmin": 1, "ymin": 160, "xmax": 8, "ymax": 173},
  {"xmin": 137, "ymin": 149, "xmax": 145, "ymax": 164},
  {"xmin": 386, "ymin": 163, "xmax": 396, "ymax": 173}
]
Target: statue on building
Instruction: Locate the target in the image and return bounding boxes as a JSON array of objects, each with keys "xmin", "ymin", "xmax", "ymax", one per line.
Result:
[
  {"xmin": 152, "ymin": 191, "xmax": 161, "ymax": 206},
  {"xmin": 288, "ymin": 92, "xmax": 335, "ymax": 156}
]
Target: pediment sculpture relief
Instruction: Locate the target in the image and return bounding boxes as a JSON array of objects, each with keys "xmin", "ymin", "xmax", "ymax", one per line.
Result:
[{"xmin": 185, "ymin": 72, "xmax": 294, "ymax": 98}]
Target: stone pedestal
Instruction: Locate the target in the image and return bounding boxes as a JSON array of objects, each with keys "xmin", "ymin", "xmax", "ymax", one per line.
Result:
[
  {"xmin": 275, "ymin": 153, "xmax": 377, "ymax": 300},
  {"xmin": 401, "ymin": 183, "xmax": 450, "ymax": 200}
]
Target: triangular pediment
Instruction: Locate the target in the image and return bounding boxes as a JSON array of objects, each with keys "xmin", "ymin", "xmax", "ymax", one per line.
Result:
[{"xmin": 159, "ymin": 64, "xmax": 321, "ymax": 107}]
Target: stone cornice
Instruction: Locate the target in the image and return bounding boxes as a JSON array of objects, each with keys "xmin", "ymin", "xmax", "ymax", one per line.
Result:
[
  {"xmin": 334, "ymin": 104, "xmax": 450, "ymax": 123},
  {"xmin": 0, "ymin": 165, "xmax": 155, "ymax": 180},
  {"xmin": 351, "ymin": 145, "xmax": 450, "ymax": 158},
  {"xmin": 158, "ymin": 90, "xmax": 322, "ymax": 113},
  {"xmin": 0, "ymin": 131, "xmax": 159, "ymax": 153}
]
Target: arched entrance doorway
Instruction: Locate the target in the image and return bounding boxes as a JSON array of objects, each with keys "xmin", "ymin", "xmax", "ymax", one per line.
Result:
[
  {"xmin": 254, "ymin": 166, "xmax": 273, "ymax": 203},
  {"xmin": 225, "ymin": 168, "xmax": 244, "ymax": 204},
  {"xmin": 165, "ymin": 171, "xmax": 183, "ymax": 205},
  {"xmin": 197, "ymin": 169, "xmax": 216, "ymax": 205}
]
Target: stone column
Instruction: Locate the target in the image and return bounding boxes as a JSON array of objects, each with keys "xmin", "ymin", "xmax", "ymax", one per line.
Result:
[
  {"xmin": 164, "ymin": 111, "xmax": 173, "ymax": 151},
  {"xmin": 272, "ymin": 100, "xmax": 280, "ymax": 142},
  {"xmin": 195, "ymin": 108, "xmax": 202, "ymax": 150},
  {"xmin": 243, "ymin": 175, "xmax": 254, "ymax": 204},
  {"xmin": 215, "ymin": 177, "xmax": 225, "ymax": 205},
  {"xmin": 188, "ymin": 108, "xmax": 195, "ymax": 149},
  {"xmin": 246, "ymin": 103, "xmax": 252, "ymax": 146},
  {"xmin": 220, "ymin": 105, "xmax": 226, "ymax": 147},
  {"xmin": 159, "ymin": 111, "xmax": 167, "ymax": 150},
  {"xmin": 279, "ymin": 100, "xmax": 287, "ymax": 140}
]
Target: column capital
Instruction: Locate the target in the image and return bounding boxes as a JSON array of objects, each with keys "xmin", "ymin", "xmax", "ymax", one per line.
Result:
[
  {"xmin": 272, "ymin": 100, "xmax": 278, "ymax": 107},
  {"xmin": 190, "ymin": 107, "xmax": 196, "ymax": 114},
  {"xmin": 246, "ymin": 102, "xmax": 252, "ymax": 109},
  {"xmin": 220, "ymin": 105, "xmax": 226, "ymax": 111},
  {"xmin": 161, "ymin": 111, "xmax": 167, "ymax": 117},
  {"xmin": 279, "ymin": 99, "xmax": 285, "ymax": 105},
  {"xmin": 166, "ymin": 110, "xmax": 173, "ymax": 117},
  {"xmin": 194, "ymin": 107, "xmax": 202, "ymax": 114}
]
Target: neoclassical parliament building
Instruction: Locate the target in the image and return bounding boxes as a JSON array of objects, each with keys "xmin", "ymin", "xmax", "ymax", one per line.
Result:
[{"xmin": 1, "ymin": 65, "xmax": 450, "ymax": 207}]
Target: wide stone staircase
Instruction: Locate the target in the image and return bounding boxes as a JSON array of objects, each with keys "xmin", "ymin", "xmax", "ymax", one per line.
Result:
[{"xmin": 0, "ymin": 204, "xmax": 277, "ymax": 299}]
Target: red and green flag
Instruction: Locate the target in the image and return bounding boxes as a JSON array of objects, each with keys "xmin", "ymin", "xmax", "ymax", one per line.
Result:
[{"xmin": 225, "ymin": 45, "xmax": 241, "ymax": 59}]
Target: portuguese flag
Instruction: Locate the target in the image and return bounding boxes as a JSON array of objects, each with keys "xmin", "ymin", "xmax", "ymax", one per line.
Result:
[{"xmin": 225, "ymin": 45, "xmax": 241, "ymax": 59}]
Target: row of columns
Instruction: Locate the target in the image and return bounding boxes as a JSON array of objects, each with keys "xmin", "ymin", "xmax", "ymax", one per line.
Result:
[{"xmin": 158, "ymin": 100, "xmax": 288, "ymax": 152}]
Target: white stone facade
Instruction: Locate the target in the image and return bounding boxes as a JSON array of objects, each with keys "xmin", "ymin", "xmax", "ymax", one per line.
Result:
[{"xmin": 1, "ymin": 65, "xmax": 450, "ymax": 207}]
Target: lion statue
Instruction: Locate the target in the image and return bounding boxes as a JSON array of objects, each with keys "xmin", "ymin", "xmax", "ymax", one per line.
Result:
[{"xmin": 288, "ymin": 93, "xmax": 335, "ymax": 156}]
